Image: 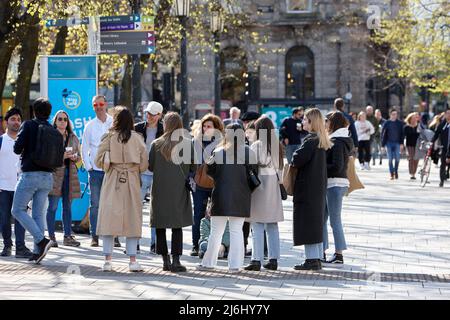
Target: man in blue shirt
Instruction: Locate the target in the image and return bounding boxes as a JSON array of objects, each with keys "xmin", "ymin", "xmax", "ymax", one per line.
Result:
[{"xmin": 381, "ymin": 108, "xmax": 405, "ymax": 180}]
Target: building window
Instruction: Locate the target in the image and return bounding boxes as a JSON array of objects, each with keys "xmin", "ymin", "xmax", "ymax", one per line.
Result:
[
  {"xmin": 286, "ymin": 0, "xmax": 312, "ymax": 13},
  {"xmin": 220, "ymin": 47, "xmax": 248, "ymax": 106},
  {"xmin": 285, "ymin": 46, "xmax": 314, "ymax": 100}
]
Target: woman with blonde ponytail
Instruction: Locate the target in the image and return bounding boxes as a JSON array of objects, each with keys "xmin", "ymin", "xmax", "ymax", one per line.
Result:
[{"xmin": 291, "ymin": 108, "xmax": 331, "ymax": 271}]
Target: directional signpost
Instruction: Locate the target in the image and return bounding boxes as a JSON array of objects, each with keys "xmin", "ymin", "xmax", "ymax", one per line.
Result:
[
  {"xmin": 99, "ymin": 15, "xmax": 155, "ymax": 55},
  {"xmin": 46, "ymin": 14, "xmax": 156, "ymax": 55}
]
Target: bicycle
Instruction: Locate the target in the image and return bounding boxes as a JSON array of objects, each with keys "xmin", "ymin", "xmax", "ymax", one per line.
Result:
[{"xmin": 419, "ymin": 143, "xmax": 433, "ymax": 188}]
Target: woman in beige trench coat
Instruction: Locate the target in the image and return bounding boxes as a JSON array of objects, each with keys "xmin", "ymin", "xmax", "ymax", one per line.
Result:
[{"xmin": 95, "ymin": 106, "xmax": 148, "ymax": 272}]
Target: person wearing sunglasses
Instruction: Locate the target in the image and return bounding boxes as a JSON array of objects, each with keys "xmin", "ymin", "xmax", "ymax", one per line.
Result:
[
  {"xmin": 81, "ymin": 95, "xmax": 115, "ymax": 247},
  {"xmin": 134, "ymin": 101, "xmax": 164, "ymax": 255},
  {"xmin": 46, "ymin": 110, "xmax": 81, "ymax": 248}
]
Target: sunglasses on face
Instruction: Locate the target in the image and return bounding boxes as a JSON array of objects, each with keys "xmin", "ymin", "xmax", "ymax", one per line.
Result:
[
  {"xmin": 57, "ymin": 117, "xmax": 68, "ymax": 122},
  {"xmin": 93, "ymin": 102, "xmax": 106, "ymax": 107}
]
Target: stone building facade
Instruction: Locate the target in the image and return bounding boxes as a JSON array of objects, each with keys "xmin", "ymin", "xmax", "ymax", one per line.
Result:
[{"xmin": 186, "ymin": 0, "xmax": 399, "ymax": 118}]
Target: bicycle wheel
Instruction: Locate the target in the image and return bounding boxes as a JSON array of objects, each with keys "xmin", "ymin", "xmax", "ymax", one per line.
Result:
[{"xmin": 420, "ymin": 156, "xmax": 432, "ymax": 188}]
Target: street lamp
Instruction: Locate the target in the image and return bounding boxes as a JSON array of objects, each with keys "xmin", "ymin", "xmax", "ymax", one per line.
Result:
[
  {"xmin": 174, "ymin": 0, "xmax": 191, "ymax": 128},
  {"xmin": 210, "ymin": 10, "xmax": 224, "ymax": 117}
]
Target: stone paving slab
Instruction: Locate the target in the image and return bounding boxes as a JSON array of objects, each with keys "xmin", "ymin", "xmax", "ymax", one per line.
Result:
[{"xmin": 0, "ymin": 161, "xmax": 450, "ymax": 300}]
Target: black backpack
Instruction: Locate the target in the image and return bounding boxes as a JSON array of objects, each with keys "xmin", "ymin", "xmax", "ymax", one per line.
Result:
[{"xmin": 31, "ymin": 120, "xmax": 64, "ymax": 169}]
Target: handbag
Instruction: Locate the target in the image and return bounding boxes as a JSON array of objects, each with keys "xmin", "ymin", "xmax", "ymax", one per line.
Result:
[
  {"xmin": 275, "ymin": 170, "xmax": 288, "ymax": 200},
  {"xmin": 245, "ymin": 165, "xmax": 261, "ymax": 191},
  {"xmin": 194, "ymin": 164, "xmax": 215, "ymax": 189},
  {"xmin": 282, "ymin": 165, "xmax": 297, "ymax": 196},
  {"xmin": 346, "ymin": 156, "xmax": 364, "ymax": 195}
]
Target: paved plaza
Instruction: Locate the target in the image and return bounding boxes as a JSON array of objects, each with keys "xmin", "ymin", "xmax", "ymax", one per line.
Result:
[{"xmin": 0, "ymin": 161, "xmax": 449, "ymax": 300}]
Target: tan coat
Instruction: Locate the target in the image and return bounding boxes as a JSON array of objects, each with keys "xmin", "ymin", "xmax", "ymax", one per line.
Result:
[
  {"xmin": 94, "ymin": 131, "xmax": 148, "ymax": 237},
  {"xmin": 49, "ymin": 133, "xmax": 81, "ymax": 200}
]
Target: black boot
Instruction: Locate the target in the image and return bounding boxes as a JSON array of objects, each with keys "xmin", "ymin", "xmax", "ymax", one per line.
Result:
[
  {"xmin": 263, "ymin": 259, "xmax": 278, "ymax": 271},
  {"xmin": 244, "ymin": 260, "xmax": 261, "ymax": 271},
  {"xmin": 162, "ymin": 254, "xmax": 171, "ymax": 271},
  {"xmin": 171, "ymin": 255, "xmax": 187, "ymax": 272},
  {"xmin": 294, "ymin": 259, "xmax": 322, "ymax": 271}
]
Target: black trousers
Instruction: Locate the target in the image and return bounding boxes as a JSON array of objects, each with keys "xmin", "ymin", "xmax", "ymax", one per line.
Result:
[
  {"xmin": 156, "ymin": 228, "xmax": 183, "ymax": 256},
  {"xmin": 358, "ymin": 140, "xmax": 372, "ymax": 164},
  {"xmin": 439, "ymin": 154, "xmax": 450, "ymax": 183}
]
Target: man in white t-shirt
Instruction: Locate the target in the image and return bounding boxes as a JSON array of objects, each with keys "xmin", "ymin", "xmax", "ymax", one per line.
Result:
[
  {"xmin": 81, "ymin": 95, "xmax": 113, "ymax": 247},
  {"xmin": 0, "ymin": 108, "xmax": 32, "ymax": 259}
]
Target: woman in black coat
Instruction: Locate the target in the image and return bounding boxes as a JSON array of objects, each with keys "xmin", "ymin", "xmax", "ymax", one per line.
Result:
[
  {"xmin": 197, "ymin": 124, "xmax": 257, "ymax": 273},
  {"xmin": 291, "ymin": 108, "xmax": 332, "ymax": 271}
]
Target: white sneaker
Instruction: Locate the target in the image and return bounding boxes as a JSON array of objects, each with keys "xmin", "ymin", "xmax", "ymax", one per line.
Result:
[
  {"xmin": 360, "ymin": 164, "xmax": 365, "ymax": 170},
  {"xmin": 196, "ymin": 264, "xmax": 215, "ymax": 271},
  {"xmin": 102, "ymin": 261, "xmax": 112, "ymax": 272},
  {"xmin": 129, "ymin": 261, "xmax": 143, "ymax": 272},
  {"xmin": 365, "ymin": 163, "xmax": 371, "ymax": 170}
]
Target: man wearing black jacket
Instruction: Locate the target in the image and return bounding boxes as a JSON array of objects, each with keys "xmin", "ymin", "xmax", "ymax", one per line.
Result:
[
  {"xmin": 279, "ymin": 107, "xmax": 308, "ymax": 163},
  {"xmin": 432, "ymin": 108, "xmax": 450, "ymax": 187},
  {"xmin": 11, "ymin": 98, "xmax": 55, "ymax": 264},
  {"xmin": 134, "ymin": 101, "xmax": 164, "ymax": 253}
]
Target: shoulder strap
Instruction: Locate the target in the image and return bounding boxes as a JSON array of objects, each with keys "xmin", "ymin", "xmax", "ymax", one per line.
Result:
[{"xmin": 0, "ymin": 135, "xmax": 3, "ymax": 151}]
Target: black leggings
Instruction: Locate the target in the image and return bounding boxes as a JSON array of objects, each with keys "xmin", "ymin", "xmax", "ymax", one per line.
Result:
[
  {"xmin": 156, "ymin": 228, "xmax": 183, "ymax": 256},
  {"xmin": 358, "ymin": 140, "xmax": 372, "ymax": 164}
]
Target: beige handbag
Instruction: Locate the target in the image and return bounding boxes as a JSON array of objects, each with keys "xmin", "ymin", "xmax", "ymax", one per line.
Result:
[
  {"xmin": 282, "ymin": 165, "xmax": 298, "ymax": 196},
  {"xmin": 346, "ymin": 156, "xmax": 364, "ymax": 195}
]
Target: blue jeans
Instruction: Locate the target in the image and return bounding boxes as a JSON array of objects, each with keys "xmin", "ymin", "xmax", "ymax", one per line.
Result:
[
  {"xmin": 11, "ymin": 172, "xmax": 53, "ymax": 254},
  {"xmin": 141, "ymin": 174, "xmax": 155, "ymax": 246},
  {"xmin": 386, "ymin": 142, "xmax": 401, "ymax": 174},
  {"xmin": 285, "ymin": 144, "xmax": 301, "ymax": 164},
  {"xmin": 46, "ymin": 168, "xmax": 72, "ymax": 237},
  {"xmin": 251, "ymin": 222, "xmax": 280, "ymax": 262},
  {"xmin": 88, "ymin": 170, "xmax": 104, "ymax": 237},
  {"xmin": 199, "ymin": 240, "xmax": 208, "ymax": 254},
  {"xmin": 102, "ymin": 236, "xmax": 138, "ymax": 257},
  {"xmin": 192, "ymin": 188, "xmax": 211, "ymax": 248},
  {"xmin": 323, "ymin": 187, "xmax": 348, "ymax": 252},
  {"xmin": 304, "ymin": 242, "xmax": 324, "ymax": 260},
  {"xmin": 0, "ymin": 190, "xmax": 26, "ymax": 248}
]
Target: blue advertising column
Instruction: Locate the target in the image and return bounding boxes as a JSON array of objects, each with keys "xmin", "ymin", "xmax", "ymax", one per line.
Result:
[{"xmin": 40, "ymin": 55, "xmax": 97, "ymax": 222}]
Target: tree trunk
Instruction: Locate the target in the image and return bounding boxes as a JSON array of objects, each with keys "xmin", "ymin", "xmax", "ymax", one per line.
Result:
[
  {"xmin": 15, "ymin": 23, "xmax": 40, "ymax": 120},
  {"xmin": 118, "ymin": 56, "xmax": 132, "ymax": 110}
]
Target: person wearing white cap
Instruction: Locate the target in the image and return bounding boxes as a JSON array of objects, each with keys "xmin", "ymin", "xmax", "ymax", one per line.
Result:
[{"xmin": 134, "ymin": 101, "xmax": 164, "ymax": 254}]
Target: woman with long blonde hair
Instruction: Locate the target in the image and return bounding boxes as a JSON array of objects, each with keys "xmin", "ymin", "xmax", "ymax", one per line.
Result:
[
  {"xmin": 149, "ymin": 112, "xmax": 196, "ymax": 272},
  {"xmin": 291, "ymin": 108, "xmax": 331, "ymax": 270}
]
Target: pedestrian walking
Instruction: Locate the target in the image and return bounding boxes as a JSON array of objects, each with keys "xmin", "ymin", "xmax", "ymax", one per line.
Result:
[
  {"xmin": 134, "ymin": 101, "xmax": 164, "ymax": 254},
  {"xmin": 149, "ymin": 112, "xmax": 196, "ymax": 272},
  {"xmin": 279, "ymin": 107, "xmax": 308, "ymax": 163},
  {"xmin": 323, "ymin": 111, "xmax": 353, "ymax": 264},
  {"xmin": 404, "ymin": 112, "xmax": 421, "ymax": 180},
  {"xmin": 373, "ymin": 109, "xmax": 386, "ymax": 165},
  {"xmin": 245, "ymin": 116, "xmax": 284, "ymax": 271},
  {"xmin": 81, "ymin": 95, "xmax": 116, "ymax": 247},
  {"xmin": 0, "ymin": 108, "xmax": 33, "ymax": 259},
  {"xmin": 355, "ymin": 111, "xmax": 375, "ymax": 170},
  {"xmin": 381, "ymin": 108, "xmax": 405, "ymax": 180},
  {"xmin": 190, "ymin": 114, "xmax": 224, "ymax": 257},
  {"xmin": 46, "ymin": 111, "xmax": 81, "ymax": 247},
  {"xmin": 95, "ymin": 106, "xmax": 148, "ymax": 272},
  {"xmin": 197, "ymin": 124, "xmax": 257, "ymax": 273},
  {"xmin": 291, "ymin": 108, "xmax": 332, "ymax": 271},
  {"xmin": 432, "ymin": 108, "xmax": 450, "ymax": 187},
  {"xmin": 12, "ymin": 98, "xmax": 64, "ymax": 264}
]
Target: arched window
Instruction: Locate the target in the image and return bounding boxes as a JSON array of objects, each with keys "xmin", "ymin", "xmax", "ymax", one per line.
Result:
[
  {"xmin": 220, "ymin": 47, "xmax": 248, "ymax": 105},
  {"xmin": 285, "ymin": 46, "xmax": 314, "ymax": 99}
]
